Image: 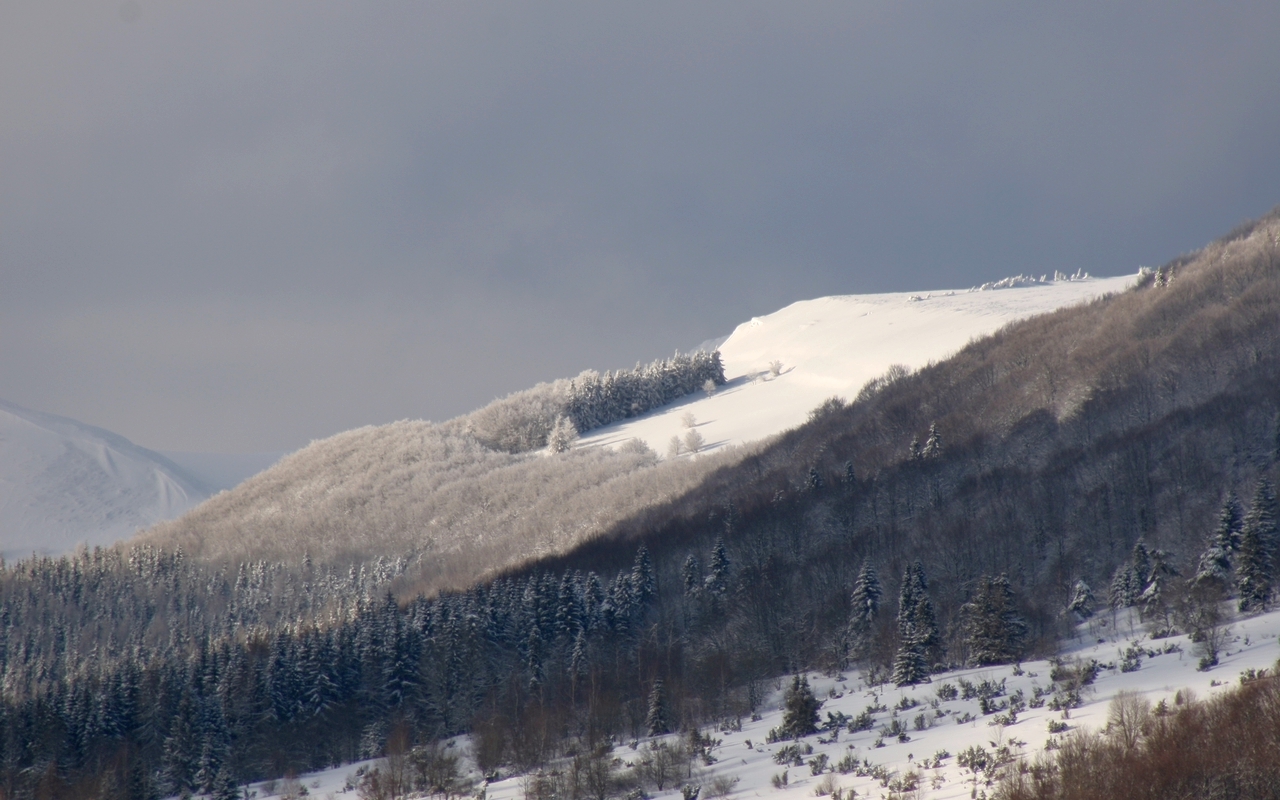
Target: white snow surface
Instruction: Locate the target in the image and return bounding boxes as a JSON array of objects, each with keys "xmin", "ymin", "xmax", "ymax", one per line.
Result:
[
  {"xmin": 581, "ymin": 273, "xmax": 1139, "ymax": 457},
  {"xmin": 247, "ymin": 607, "xmax": 1280, "ymax": 800},
  {"xmin": 0, "ymin": 399, "xmax": 211, "ymax": 561}
]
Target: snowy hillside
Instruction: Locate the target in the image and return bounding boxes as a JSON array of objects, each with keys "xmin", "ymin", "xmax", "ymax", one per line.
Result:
[
  {"xmin": 581, "ymin": 273, "xmax": 1139, "ymax": 456},
  {"xmin": 246, "ymin": 606, "xmax": 1280, "ymax": 800},
  {"xmin": 0, "ymin": 399, "xmax": 210, "ymax": 561}
]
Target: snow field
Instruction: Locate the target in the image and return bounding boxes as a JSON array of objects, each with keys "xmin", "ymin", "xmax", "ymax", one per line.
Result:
[{"xmin": 249, "ymin": 606, "xmax": 1280, "ymax": 800}]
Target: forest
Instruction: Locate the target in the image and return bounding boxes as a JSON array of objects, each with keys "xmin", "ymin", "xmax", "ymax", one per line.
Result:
[{"xmin": 1, "ymin": 211, "xmax": 1279, "ymax": 798}]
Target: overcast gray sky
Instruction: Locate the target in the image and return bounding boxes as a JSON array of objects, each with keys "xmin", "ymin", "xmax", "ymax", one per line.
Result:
[{"xmin": 3, "ymin": 1, "xmax": 1279, "ymax": 453}]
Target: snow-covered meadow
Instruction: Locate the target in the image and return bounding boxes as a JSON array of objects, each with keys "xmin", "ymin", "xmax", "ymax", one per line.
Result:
[{"xmin": 242, "ymin": 605, "xmax": 1280, "ymax": 800}]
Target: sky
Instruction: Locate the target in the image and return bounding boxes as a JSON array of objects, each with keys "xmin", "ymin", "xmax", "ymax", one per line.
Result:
[{"xmin": 3, "ymin": 1, "xmax": 1280, "ymax": 454}]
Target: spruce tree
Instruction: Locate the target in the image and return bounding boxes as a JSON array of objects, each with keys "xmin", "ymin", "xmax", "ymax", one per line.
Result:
[
  {"xmin": 646, "ymin": 679, "xmax": 670, "ymax": 736},
  {"xmin": 847, "ymin": 562, "xmax": 881, "ymax": 662},
  {"xmin": 707, "ymin": 538, "xmax": 730, "ymax": 597},
  {"xmin": 923, "ymin": 422, "xmax": 942, "ymax": 459},
  {"xmin": 780, "ymin": 675, "xmax": 820, "ymax": 738},
  {"xmin": 1237, "ymin": 480, "xmax": 1276, "ymax": 613},
  {"xmin": 892, "ymin": 564, "xmax": 933, "ymax": 685},
  {"xmin": 960, "ymin": 574, "xmax": 1028, "ymax": 666}
]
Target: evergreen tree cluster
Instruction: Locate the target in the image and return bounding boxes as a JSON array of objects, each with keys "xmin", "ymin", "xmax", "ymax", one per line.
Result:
[{"xmin": 565, "ymin": 352, "xmax": 726, "ymax": 435}]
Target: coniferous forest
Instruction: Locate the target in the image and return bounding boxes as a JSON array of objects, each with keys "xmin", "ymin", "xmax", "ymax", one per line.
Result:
[{"xmin": 2, "ymin": 212, "xmax": 1280, "ymax": 797}]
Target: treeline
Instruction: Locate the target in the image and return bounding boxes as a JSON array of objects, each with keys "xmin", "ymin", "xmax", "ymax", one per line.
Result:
[
  {"xmin": 563, "ymin": 351, "xmax": 726, "ymax": 435},
  {"xmin": 467, "ymin": 350, "xmax": 725, "ymax": 454}
]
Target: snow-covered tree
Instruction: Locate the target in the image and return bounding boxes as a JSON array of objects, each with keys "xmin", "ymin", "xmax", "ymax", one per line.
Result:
[
  {"xmin": 1066, "ymin": 579, "xmax": 1095, "ymax": 622},
  {"xmin": 1237, "ymin": 480, "xmax": 1276, "ymax": 613},
  {"xmin": 546, "ymin": 415, "xmax": 579, "ymax": 454},
  {"xmin": 892, "ymin": 563, "xmax": 937, "ymax": 685},
  {"xmin": 923, "ymin": 422, "xmax": 942, "ymax": 459},
  {"xmin": 847, "ymin": 562, "xmax": 881, "ymax": 662}
]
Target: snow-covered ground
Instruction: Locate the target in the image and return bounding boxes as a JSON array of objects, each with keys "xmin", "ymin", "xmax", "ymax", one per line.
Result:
[
  {"xmin": 580, "ymin": 273, "xmax": 1139, "ymax": 457},
  {"xmin": 248, "ymin": 606, "xmax": 1280, "ymax": 800},
  {"xmin": 0, "ymin": 399, "xmax": 212, "ymax": 560}
]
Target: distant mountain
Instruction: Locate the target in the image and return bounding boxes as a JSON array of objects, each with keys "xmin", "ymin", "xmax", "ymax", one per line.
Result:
[{"xmin": 0, "ymin": 400, "xmax": 210, "ymax": 560}]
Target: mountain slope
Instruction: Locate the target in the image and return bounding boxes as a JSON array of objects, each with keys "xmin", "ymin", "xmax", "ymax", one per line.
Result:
[
  {"xmin": 0, "ymin": 399, "xmax": 209, "ymax": 560},
  {"xmin": 139, "ymin": 274, "xmax": 1136, "ymax": 591}
]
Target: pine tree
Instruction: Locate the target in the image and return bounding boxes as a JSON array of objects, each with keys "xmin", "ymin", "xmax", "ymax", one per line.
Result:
[
  {"xmin": 807, "ymin": 468, "xmax": 824, "ymax": 493},
  {"xmin": 646, "ymin": 679, "xmax": 670, "ymax": 736},
  {"xmin": 1237, "ymin": 480, "xmax": 1276, "ymax": 613},
  {"xmin": 908, "ymin": 437, "xmax": 922, "ymax": 462},
  {"xmin": 960, "ymin": 574, "xmax": 1028, "ymax": 666},
  {"xmin": 780, "ymin": 675, "xmax": 820, "ymax": 738}
]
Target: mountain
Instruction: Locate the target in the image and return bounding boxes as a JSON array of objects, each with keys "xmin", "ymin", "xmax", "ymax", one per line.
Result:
[{"xmin": 0, "ymin": 399, "xmax": 210, "ymax": 561}]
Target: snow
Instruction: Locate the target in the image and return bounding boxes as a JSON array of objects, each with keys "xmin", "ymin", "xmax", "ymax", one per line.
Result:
[
  {"xmin": 580, "ymin": 273, "xmax": 1139, "ymax": 457},
  {"xmin": 0, "ymin": 398, "xmax": 211, "ymax": 561}
]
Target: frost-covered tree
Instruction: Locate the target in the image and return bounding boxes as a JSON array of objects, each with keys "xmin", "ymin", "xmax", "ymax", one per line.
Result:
[
  {"xmin": 806, "ymin": 467, "xmax": 824, "ymax": 493},
  {"xmin": 683, "ymin": 429, "xmax": 705, "ymax": 454},
  {"xmin": 546, "ymin": 415, "xmax": 579, "ymax": 454},
  {"xmin": 907, "ymin": 437, "xmax": 922, "ymax": 462},
  {"xmin": 1237, "ymin": 480, "xmax": 1276, "ymax": 613},
  {"xmin": 667, "ymin": 436, "xmax": 683, "ymax": 459}
]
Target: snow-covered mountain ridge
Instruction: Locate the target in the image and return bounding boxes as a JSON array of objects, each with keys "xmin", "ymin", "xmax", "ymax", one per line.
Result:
[
  {"xmin": 581, "ymin": 273, "xmax": 1138, "ymax": 456},
  {"xmin": 0, "ymin": 399, "xmax": 211, "ymax": 561}
]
